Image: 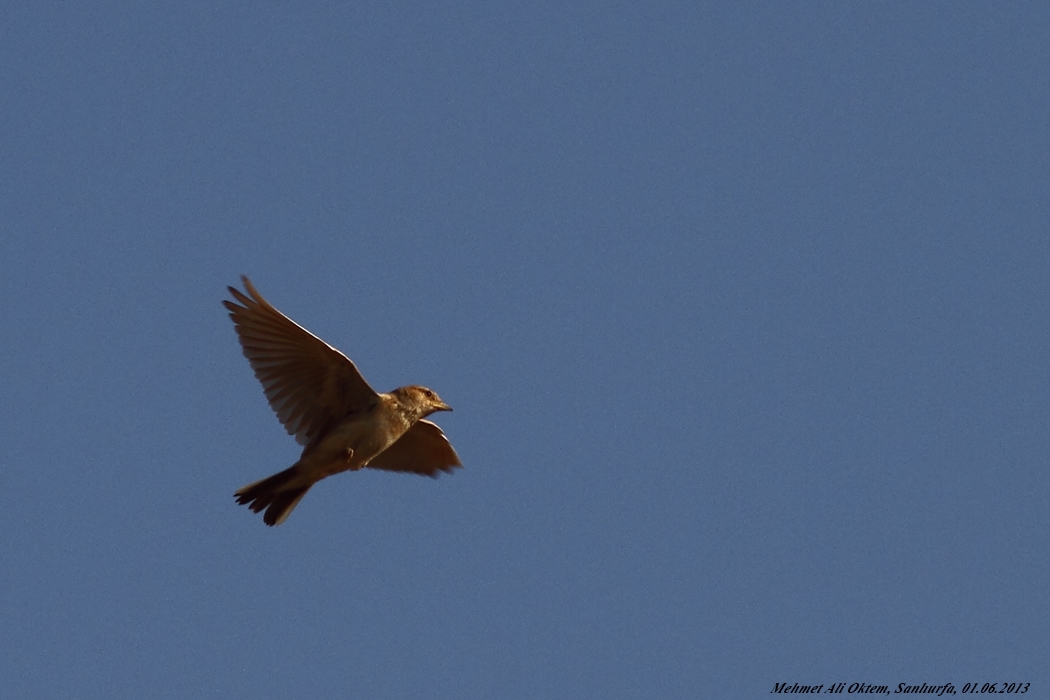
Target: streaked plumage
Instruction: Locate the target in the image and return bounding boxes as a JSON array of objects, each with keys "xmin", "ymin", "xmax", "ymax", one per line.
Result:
[{"xmin": 224, "ymin": 276, "xmax": 460, "ymax": 526}]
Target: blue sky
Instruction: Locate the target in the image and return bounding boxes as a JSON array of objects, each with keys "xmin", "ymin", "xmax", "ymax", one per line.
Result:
[{"xmin": 2, "ymin": 2, "xmax": 1048, "ymax": 698}]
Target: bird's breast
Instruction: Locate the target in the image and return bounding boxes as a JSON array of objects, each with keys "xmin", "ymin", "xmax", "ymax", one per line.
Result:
[{"xmin": 307, "ymin": 407, "xmax": 412, "ymax": 473}]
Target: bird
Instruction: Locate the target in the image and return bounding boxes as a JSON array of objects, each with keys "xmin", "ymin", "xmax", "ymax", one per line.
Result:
[{"xmin": 223, "ymin": 275, "xmax": 461, "ymax": 526}]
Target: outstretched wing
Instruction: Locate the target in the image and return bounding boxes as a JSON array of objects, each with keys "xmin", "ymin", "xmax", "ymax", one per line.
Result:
[
  {"xmin": 367, "ymin": 420, "xmax": 462, "ymax": 477},
  {"xmin": 224, "ymin": 275, "xmax": 379, "ymax": 446}
]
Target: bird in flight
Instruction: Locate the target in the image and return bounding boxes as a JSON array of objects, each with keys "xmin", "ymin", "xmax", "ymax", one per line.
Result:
[{"xmin": 224, "ymin": 276, "xmax": 461, "ymax": 526}]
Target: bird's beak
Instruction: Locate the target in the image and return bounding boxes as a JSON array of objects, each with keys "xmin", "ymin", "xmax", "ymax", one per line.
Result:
[{"xmin": 435, "ymin": 401, "xmax": 453, "ymax": 412}]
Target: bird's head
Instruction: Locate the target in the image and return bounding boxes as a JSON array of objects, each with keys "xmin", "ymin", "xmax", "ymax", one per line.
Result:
[{"xmin": 391, "ymin": 385, "xmax": 453, "ymax": 420}]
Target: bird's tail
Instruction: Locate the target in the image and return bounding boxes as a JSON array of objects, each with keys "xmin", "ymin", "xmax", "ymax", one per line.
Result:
[{"xmin": 234, "ymin": 463, "xmax": 313, "ymax": 526}]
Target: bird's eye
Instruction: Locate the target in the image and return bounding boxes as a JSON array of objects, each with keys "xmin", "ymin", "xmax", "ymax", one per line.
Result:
[{"xmin": 424, "ymin": 389, "xmax": 434, "ymax": 398}]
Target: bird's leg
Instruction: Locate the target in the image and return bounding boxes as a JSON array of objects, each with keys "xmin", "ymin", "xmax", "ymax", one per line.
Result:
[{"xmin": 345, "ymin": 447, "xmax": 363, "ymax": 470}]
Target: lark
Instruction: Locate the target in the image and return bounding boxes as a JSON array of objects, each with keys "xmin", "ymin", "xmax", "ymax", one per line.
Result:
[{"xmin": 224, "ymin": 276, "xmax": 460, "ymax": 526}]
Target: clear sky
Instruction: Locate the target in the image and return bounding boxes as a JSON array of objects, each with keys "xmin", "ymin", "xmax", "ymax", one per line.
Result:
[{"xmin": 2, "ymin": 3, "xmax": 1048, "ymax": 698}]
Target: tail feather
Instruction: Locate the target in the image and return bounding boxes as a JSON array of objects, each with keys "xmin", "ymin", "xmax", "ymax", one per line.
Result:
[{"xmin": 235, "ymin": 464, "xmax": 313, "ymax": 526}]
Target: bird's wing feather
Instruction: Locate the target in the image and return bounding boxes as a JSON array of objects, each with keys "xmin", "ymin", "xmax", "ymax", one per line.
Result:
[
  {"xmin": 224, "ymin": 275, "xmax": 379, "ymax": 446},
  {"xmin": 367, "ymin": 420, "xmax": 462, "ymax": 477}
]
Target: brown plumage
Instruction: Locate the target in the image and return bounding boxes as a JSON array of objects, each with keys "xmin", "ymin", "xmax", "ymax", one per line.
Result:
[{"xmin": 224, "ymin": 276, "xmax": 461, "ymax": 526}]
